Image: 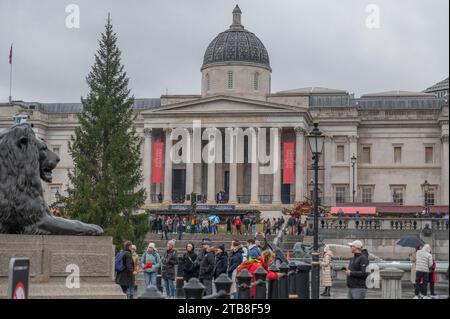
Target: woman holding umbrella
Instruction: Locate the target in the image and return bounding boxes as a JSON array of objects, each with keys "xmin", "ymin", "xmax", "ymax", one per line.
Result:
[{"xmin": 397, "ymin": 235, "xmax": 425, "ymax": 298}]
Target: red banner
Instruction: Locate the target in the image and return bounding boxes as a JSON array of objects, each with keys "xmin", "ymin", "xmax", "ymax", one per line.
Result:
[
  {"xmin": 152, "ymin": 142, "xmax": 164, "ymax": 183},
  {"xmin": 283, "ymin": 142, "xmax": 295, "ymax": 184}
]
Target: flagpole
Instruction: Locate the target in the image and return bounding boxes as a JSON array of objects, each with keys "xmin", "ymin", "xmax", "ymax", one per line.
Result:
[{"xmin": 9, "ymin": 43, "xmax": 13, "ymax": 104}]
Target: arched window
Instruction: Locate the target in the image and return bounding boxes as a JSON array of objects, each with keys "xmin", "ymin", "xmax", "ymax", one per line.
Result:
[
  {"xmin": 227, "ymin": 71, "xmax": 233, "ymax": 89},
  {"xmin": 253, "ymin": 72, "xmax": 259, "ymax": 90},
  {"xmin": 206, "ymin": 73, "xmax": 210, "ymax": 91}
]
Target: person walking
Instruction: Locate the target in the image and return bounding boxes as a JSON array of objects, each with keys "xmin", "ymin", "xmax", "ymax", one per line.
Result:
[
  {"xmin": 251, "ymin": 216, "xmax": 257, "ymax": 236},
  {"xmin": 161, "ymin": 240, "xmax": 178, "ymax": 298},
  {"xmin": 161, "ymin": 217, "xmax": 169, "ymax": 240},
  {"xmin": 180, "ymin": 243, "xmax": 198, "ymax": 284},
  {"xmin": 202, "ymin": 218, "xmax": 209, "ymax": 234},
  {"xmin": 297, "ymin": 219, "xmax": 303, "ymax": 241},
  {"xmin": 345, "ymin": 240, "xmax": 369, "ymax": 299},
  {"xmin": 243, "ymin": 215, "xmax": 250, "ymax": 235},
  {"xmin": 226, "ymin": 217, "xmax": 232, "ymax": 234},
  {"xmin": 414, "ymin": 244, "xmax": 433, "ymax": 299},
  {"xmin": 198, "ymin": 241, "xmax": 216, "ymax": 295},
  {"xmin": 228, "ymin": 241, "xmax": 244, "ymax": 298},
  {"xmin": 115, "ymin": 240, "xmax": 135, "ymax": 299},
  {"xmin": 141, "ymin": 242, "xmax": 161, "ymax": 288},
  {"xmin": 178, "ymin": 217, "xmax": 186, "ymax": 240},
  {"xmin": 172, "ymin": 215, "xmax": 179, "ymax": 234},
  {"xmin": 235, "ymin": 216, "xmax": 242, "ymax": 235},
  {"xmin": 320, "ymin": 245, "xmax": 333, "ymax": 297}
]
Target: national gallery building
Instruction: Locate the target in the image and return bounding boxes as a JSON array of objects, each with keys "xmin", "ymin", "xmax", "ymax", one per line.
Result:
[{"xmin": 1, "ymin": 6, "xmax": 449, "ymax": 214}]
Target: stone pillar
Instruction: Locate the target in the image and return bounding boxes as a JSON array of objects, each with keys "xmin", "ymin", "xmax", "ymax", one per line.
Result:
[
  {"xmin": 348, "ymin": 135, "xmax": 358, "ymax": 202},
  {"xmin": 207, "ymin": 130, "xmax": 216, "ymax": 204},
  {"xmin": 163, "ymin": 128, "xmax": 173, "ymax": 204},
  {"xmin": 323, "ymin": 136, "xmax": 333, "ymax": 205},
  {"xmin": 294, "ymin": 127, "xmax": 306, "ymax": 202},
  {"xmin": 272, "ymin": 127, "xmax": 282, "ymax": 204},
  {"xmin": 185, "ymin": 128, "xmax": 194, "ymax": 196},
  {"xmin": 250, "ymin": 127, "xmax": 260, "ymax": 205},
  {"xmin": 143, "ymin": 128, "xmax": 153, "ymax": 205},
  {"xmin": 380, "ymin": 268, "xmax": 404, "ymax": 299},
  {"xmin": 441, "ymin": 134, "xmax": 449, "ymax": 205}
]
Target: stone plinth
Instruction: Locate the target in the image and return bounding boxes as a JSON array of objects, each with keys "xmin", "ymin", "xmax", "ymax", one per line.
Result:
[
  {"xmin": 0, "ymin": 235, "xmax": 124, "ymax": 299},
  {"xmin": 380, "ymin": 267, "xmax": 404, "ymax": 299}
]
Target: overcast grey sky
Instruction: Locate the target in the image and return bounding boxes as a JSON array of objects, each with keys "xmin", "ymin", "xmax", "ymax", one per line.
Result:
[{"xmin": 0, "ymin": 0, "xmax": 448, "ymax": 102}]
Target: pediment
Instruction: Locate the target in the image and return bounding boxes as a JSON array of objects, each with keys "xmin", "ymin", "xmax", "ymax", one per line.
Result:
[{"xmin": 141, "ymin": 95, "xmax": 307, "ymax": 116}]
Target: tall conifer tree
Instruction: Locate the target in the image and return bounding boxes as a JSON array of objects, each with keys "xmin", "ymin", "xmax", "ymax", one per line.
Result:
[{"xmin": 66, "ymin": 15, "xmax": 147, "ymax": 249}]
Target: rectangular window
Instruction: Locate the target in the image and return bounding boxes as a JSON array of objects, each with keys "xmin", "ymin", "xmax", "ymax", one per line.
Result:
[
  {"xmin": 394, "ymin": 146, "xmax": 402, "ymax": 164},
  {"xmin": 425, "ymin": 146, "xmax": 434, "ymax": 163},
  {"xmin": 227, "ymin": 71, "xmax": 233, "ymax": 89},
  {"xmin": 361, "ymin": 146, "xmax": 371, "ymax": 164},
  {"xmin": 425, "ymin": 188, "xmax": 436, "ymax": 206},
  {"xmin": 391, "ymin": 187, "xmax": 404, "ymax": 205},
  {"xmin": 361, "ymin": 187, "xmax": 373, "ymax": 203},
  {"xmin": 336, "ymin": 145, "xmax": 345, "ymax": 162},
  {"xmin": 335, "ymin": 186, "xmax": 346, "ymax": 203}
]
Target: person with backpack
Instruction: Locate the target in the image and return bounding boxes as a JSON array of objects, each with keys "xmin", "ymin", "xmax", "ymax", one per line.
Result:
[
  {"xmin": 161, "ymin": 240, "xmax": 178, "ymax": 298},
  {"xmin": 180, "ymin": 242, "xmax": 198, "ymax": 283},
  {"xmin": 141, "ymin": 242, "xmax": 161, "ymax": 288},
  {"xmin": 198, "ymin": 240, "xmax": 216, "ymax": 295},
  {"xmin": 344, "ymin": 240, "xmax": 369, "ymax": 299},
  {"xmin": 115, "ymin": 240, "xmax": 135, "ymax": 299}
]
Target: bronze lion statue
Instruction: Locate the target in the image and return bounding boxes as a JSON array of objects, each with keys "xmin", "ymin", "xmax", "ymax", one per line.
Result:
[{"xmin": 0, "ymin": 123, "xmax": 103, "ymax": 235}]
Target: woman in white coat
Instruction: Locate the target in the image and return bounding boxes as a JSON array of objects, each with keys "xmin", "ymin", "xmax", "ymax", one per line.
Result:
[{"xmin": 320, "ymin": 245, "xmax": 334, "ymax": 296}]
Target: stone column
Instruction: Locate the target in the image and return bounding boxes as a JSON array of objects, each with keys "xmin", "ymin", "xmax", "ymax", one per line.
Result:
[
  {"xmin": 185, "ymin": 128, "xmax": 194, "ymax": 196},
  {"xmin": 272, "ymin": 128, "xmax": 282, "ymax": 204},
  {"xmin": 348, "ymin": 135, "xmax": 358, "ymax": 202},
  {"xmin": 441, "ymin": 134, "xmax": 449, "ymax": 205},
  {"xmin": 294, "ymin": 127, "xmax": 306, "ymax": 202},
  {"xmin": 380, "ymin": 268, "xmax": 404, "ymax": 299},
  {"xmin": 229, "ymin": 131, "xmax": 237, "ymax": 204},
  {"xmin": 323, "ymin": 136, "xmax": 333, "ymax": 205},
  {"xmin": 163, "ymin": 128, "xmax": 173, "ymax": 204},
  {"xmin": 143, "ymin": 128, "xmax": 153, "ymax": 205},
  {"xmin": 206, "ymin": 130, "xmax": 216, "ymax": 204},
  {"xmin": 250, "ymin": 127, "xmax": 260, "ymax": 205}
]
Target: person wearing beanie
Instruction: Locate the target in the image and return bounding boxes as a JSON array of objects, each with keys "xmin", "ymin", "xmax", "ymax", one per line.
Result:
[
  {"xmin": 214, "ymin": 244, "xmax": 228, "ymax": 280},
  {"xmin": 180, "ymin": 242, "xmax": 198, "ymax": 283},
  {"xmin": 141, "ymin": 242, "xmax": 161, "ymax": 288},
  {"xmin": 228, "ymin": 241, "xmax": 244, "ymax": 298},
  {"xmin": 198, "ymin": 240, "xmax": 216, "ymax": 295}
]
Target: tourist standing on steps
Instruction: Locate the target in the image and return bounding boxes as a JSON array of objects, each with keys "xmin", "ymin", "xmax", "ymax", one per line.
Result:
[
  {"xmin": 161, "ymin": 218, "xmax": 169, "ymax": 240},
  {"xmin": 115, "ymin": 240, "xmax": 135, "ymax": 299},
  {"xmin": 414, "ymin": 244, "xmax": 433, "ymax": 299},
  {"xmin": 228, "ymin": 241, "xmax": 244, "ymax": 298},
  {"xmin": 198, "ymin": 240, "xmax": 216, "ymax": 295},
  {"xmin": 345, "ymin": 240, "xmax": 369, "ymax": 299},
  {"xmin": 320, "ymin": 245, "xmax": 333, "ymax": 297},
  {"xmin": 213, "ymin": 244, "xmax": 228, "ymax": 280},
  {"xmin": 180, "ymin": 242, "xmax": 198, "ymax": 284},
  {"xmin": 178, "ymin": 217, "xmax": 186, "ymax": 240},
  {"xmin": 226, "ymin": 217, "xmax": 232, "ymax": 234},
  {"xmin": 251, "ymin": 216, "xmax": 257, "ymax": 236},
  {"xmin": 235, "ymin": 216, "xmax": 242, "ymax": 235},
  {"xmin": 161, "ymin": 240, "xmax": 178, "ymax": 298},
  {"xmin": 243, "ymin": 215, "xmax": 250, "ymax": 235},
  {"xmin": 141, "ymin": 242, "xmax": 161, "ymax": 288}
]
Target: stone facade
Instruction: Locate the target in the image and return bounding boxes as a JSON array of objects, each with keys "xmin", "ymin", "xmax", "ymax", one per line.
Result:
[{"xmin": 0, "ymin": 6, "xmax": 448, "ymax": 211}]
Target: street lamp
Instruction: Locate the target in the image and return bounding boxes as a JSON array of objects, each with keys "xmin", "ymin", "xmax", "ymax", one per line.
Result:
[
  {"xmin": 423, "ymin": 180, "xmax": 430, "ymax": 215},
  {"xmin": 351, "ymin": 154, "xmax": 357, "ymax": 202},
  {"xmin": 55, "ymin": 190, "xmax": 60, "ymax": 202},
  {"xmin": 306, "ymin": 122, "xmax": 325, "ymax": 300}
]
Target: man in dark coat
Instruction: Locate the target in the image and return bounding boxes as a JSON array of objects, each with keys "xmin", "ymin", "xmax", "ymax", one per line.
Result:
[
  {"xmin": 115, "ymin": 240, "xmax": 135, "ymax": 299},
  {"xmin": 214, "ymin": 245, "xmax": 228, "ymax": 279},
  {"xmin": 345, "ymin": 240, "xmax": 370, "ymax": 299},
  {"xmin": 198, "ymin": 240, "xmax": 216, "ymax": 295},
  {"xmin": 161, "ymin": 240, "xmax": 178, "ymax": 297},
  {"xmin": 227, "ymin": 241, "xmax": 244, "ymax": 278}
]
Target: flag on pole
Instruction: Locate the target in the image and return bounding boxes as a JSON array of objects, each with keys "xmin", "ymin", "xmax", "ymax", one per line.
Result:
[{"xmin": 9, "ymin": 44, "xmax": 13, "ymax": 64}]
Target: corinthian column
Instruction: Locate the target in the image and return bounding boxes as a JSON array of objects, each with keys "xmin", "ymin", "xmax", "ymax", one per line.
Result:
[
  {"xmin": 272, "ymin": 127, "xmax": 282, "ymax": 205},
  {"xmin": 185, "ymin": 128, "xmax": 194, "ymax": 196},
  {"xmin": 250, "ymin": 127, "xmax": 260, "ymax": 205},
  {"xmin": 143, "ymin": 128, "xmax": 153, "ymax": 205},
  {"xmin": 294, "ymin": 127, "xmax": 306, "ymax": 202},
  {"xmin": 163, "ymin": 128, "xmax": 173, "ymax": 204},
  {"xmin": 441, "ymin": 134, "xmax": 449, "ymax": 205}
]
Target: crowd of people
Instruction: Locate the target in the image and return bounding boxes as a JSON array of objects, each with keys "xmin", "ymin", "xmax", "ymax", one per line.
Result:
[{"xmin": 114, "ymin": 233, "xmax": 283, "ymax": 299}]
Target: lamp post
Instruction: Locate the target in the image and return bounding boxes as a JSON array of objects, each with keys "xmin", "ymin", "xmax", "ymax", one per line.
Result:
[
  {"xmin": 423, "ymin": 180, "xmax": 430, "ymax": 215},
  {"xmin": 306, "ymin": 122, "xmax": 325, "ymax": 299},
  {"xmin": 351, "ymin": 154, "xmax": 357, "ymax": 203}
]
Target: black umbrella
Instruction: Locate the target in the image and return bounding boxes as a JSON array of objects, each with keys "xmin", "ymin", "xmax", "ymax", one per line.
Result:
[{"xmin": 396, "ymin": 236, "xmax": 425, "ymax": 248}]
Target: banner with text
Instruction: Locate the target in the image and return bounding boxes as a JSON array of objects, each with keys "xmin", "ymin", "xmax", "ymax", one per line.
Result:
[
  {"xmin": 152, "ymin": 142, "xmax": 164, "ymax": 183},
  {"xmin": 283, "ymin": 142, "xmax": 295, "ymax": 184}
]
